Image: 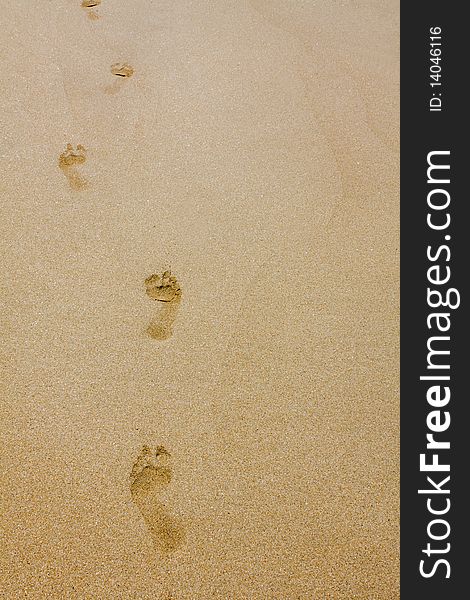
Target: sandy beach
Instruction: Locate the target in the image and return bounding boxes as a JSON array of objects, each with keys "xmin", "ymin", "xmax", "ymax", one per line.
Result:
[{"xmin": 1, "ymin": 1, "xmax": 399, "ymax": 598}]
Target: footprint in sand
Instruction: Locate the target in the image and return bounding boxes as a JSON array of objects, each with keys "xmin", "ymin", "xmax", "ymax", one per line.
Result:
[
  {"xmin": 105, "ymin": 63, "xmax": 135, "ymax": 95},
  {"xmin": 58, "ymin": 143, "xmax": 88, "ymax": 191},
  {"xmin": 130, "ymin": 445, "xmax": 186, "ymax": 555},
  {"xmin": 81, "ymin": 0, "xmax": 101, "ymax": 20},
  {"xmin": 145, "ymin": 271, "xmax": 182, "ymax": 341}
]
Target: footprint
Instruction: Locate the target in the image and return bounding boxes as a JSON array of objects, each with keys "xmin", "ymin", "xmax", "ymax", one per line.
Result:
[
  {"xmin": 105, "ymin": 63, "xmax": 135, "ymax": 95},
  {"xmin": 145, "ymin": 271, "xmax": 182, "ymax": 341},
  {"xmin": 81, "ymin": 0, "xmax": 101, "ymax": 20},
  {"xmin": 58, "ymin": 143, "xmax": 89, "ymax": 191},
  {"xmin": 130, "ymin": 445, "xmax": 186, "ymax": 555},
  {"xmin": 111, "ymin": 63, "xmax": 134, "ymax": 78}
]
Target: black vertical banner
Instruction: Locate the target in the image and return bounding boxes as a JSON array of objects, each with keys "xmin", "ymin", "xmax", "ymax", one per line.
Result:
[{"xmin": 401, "ymin": 2, "xmax": 467, "ymax": 598}]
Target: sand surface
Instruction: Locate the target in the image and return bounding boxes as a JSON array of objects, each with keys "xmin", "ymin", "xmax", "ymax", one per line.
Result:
[{"xmin": 1, "ymin": 1, "xmax": 399, "ymax": 598}]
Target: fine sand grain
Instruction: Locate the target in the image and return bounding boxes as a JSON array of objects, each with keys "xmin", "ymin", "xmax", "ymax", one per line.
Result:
[{"xmin": 1, "ymin": 1, "xmax": 399, "ymax": 598}]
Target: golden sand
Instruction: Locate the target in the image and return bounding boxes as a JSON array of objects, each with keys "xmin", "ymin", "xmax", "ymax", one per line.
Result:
[{"xmin": 1, "ymin": 1, "xmax": 399, "ymax": 598}]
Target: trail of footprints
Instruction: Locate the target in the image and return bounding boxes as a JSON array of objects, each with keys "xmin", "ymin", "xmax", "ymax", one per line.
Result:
[{"xmin": 59, "ymin": 2, "xmax": 188, "ymax": 587}]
